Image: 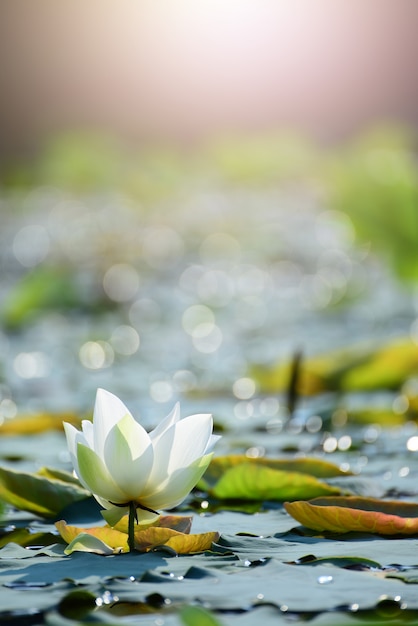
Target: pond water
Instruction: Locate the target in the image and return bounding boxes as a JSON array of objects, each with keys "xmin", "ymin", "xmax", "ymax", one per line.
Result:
[
  {"xmin": 1, "ymin": 174, "xmax": 418, "ymax": 625},
  {"xmin": 1, "ymin": 181, "xmax": 415, "ymax": 418}
]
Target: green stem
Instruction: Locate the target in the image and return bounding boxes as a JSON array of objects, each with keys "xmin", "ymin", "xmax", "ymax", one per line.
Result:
[{"xmin": 128, "ymin": 501, "xmax": 136, "ymax": 552}]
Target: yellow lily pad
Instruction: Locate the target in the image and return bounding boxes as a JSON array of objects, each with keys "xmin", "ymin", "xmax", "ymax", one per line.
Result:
[
  {"xmin": 64, "ymin": 533, "xmax": 119, "ymax": 556},
  {"xmin": 285, "ymin": 496, "xmax": 418, "ymax": 535},
  {"xmin": 134, "ymin": 527, "xmax": 219, "ymax": 554},
  {"xmin": 55, "ymin": 520, "xmax": 129, "ymax": 553},
  {"xmin": 251, "ymin": 338, "xmax": 418, "ymax": 395},
  {"xmin": 56, "ymin": 519, "xmax": 219, "ymax": 555},
  {"xmin": 347, "ymin": 408, "xmax": 406, "ymax": 427},
  {"xmin": 0, "ymin": 412, "xmax": 82, "ymax": 436},
  {"xmin": 112, "ymin": 514, "xmax": 192, "ymax": 534}
]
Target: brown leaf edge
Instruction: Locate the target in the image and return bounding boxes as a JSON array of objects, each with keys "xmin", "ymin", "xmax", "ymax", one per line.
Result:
[{"xmin": 284, "ymin": 496, "xmax": 418, "ymax": 535}]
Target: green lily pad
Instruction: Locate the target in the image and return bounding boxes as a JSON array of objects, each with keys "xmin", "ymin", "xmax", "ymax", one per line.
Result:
[
  {"xmin": 0, "ymin": 466, "xmax": 90, "ymax": 518},
  {"xmin": 37, "ymin": 467, "xmax": 84, "ymax": 486},
  {"xmin": 207, "ymin": 463, "xmax": 341, "ymax": 501},
  {"xmin": 285, "ymin": 496, "xmax": 418, "ymax": 535},
  {"xmin": 200, "ymin": 455, "xmax": 349, "ymax": 491}
]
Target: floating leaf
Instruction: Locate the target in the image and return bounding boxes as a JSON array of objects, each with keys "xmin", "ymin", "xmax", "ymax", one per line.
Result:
[
  {"xmin": 112, "ymin": 514, "xmax": 192, "ymax": 534},
  {"xmin": 0, "ymin": 466, "xmax": 90, "ymax": 518},
  {"xmin": 0, "ymin": 528, "xmax": 61, "ymax": 549},
  {"xmin": 346, "ymin": 407, "xmax": 406, "ymax": 427},
  {"xmin": 134, "ymin": 527, "xmax": 219, "ymax": 554},
  {"xmin": 37, "ymin": 467, "xmax": 85, "ymax": 486},
  {"xmin": 56, "ymin": 520, "xmax": 219, "ymax": 555},
  {"xmin": 64, "ymin": 533, "xmax": 121, "ymax": 556},
  {"xmin": 200, "ymin": 455, "xmax": 349, "ymax": 492},
  {"xmin": 208, "ymin": 463, "xmax": 341, "ymax": 502},
  {"xmin": 251, "ymin": 339, "xmax": 418, "ymax": 395},
  {"xmin": 0, "ymin": 412, "xmax": 82, "ymax": 436},
  {"xmin": 341, "ymin": 340, "xmax": 418, "ymax": 392},
  {"xmin": 55, "ymin": 520, "xmax": 128, "ymax": 554},
  {"xmin": 285, "ymin": 496, "xmax": 418, "ymax": 535},
  {"xmin": 64, "ymin": 534, "xmax": 111, "ymax": 556}
]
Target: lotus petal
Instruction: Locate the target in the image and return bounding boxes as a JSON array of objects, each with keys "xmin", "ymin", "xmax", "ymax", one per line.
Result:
[
  {"xmin": 92, "ymin": 388, "xmax": 134, "ymax": 457},
  {"xmin": 147, "ymin": 413, "xmax": 213, "ymax": 490},
  {"xmin": 76, "ymin": 443, "xmax": 127, "ymax": 502},
  {"xmin": 104, "ymin": 414, "xmax": 153, "ymax": 498},
  {"xmin": 149, "ymin": 402, "xmax": 180, "ymax": 444},
  {"xmin": 142, "ymin": 453, "xmax": 214, "ymax": 510}
]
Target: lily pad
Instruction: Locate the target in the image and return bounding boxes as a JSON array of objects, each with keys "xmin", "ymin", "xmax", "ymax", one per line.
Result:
[
  {"xmin": 64, "ymin": 533, "xmax": 124, "ymax": 556},
  {"xmin": 0, "ymin": 528, "xmax": 61, "ymax": 549},
  {"xmin": 207, "ymin": 463, "xmax": 341, "ymax": 501},
  {"xmin": 0, "ymin": 412, "xmax": 82, "ymax": 436},
  {"xmin": 133, "ymin": 527, "xmax": 220, "ymax": 554},
  {"xmin": 251, "ymin": 339, "xmax": 418, "ymax": 395},
  {"xmin": 0, "ymin": 466, "xmax": 90, "ymax": 518},
  {"xmin": 201, "ymin": 455, "xmax": 349, "ymax": 490},
  {"xmin": 113, "ymin": 514, "xmax": 193, "ymax": 534},
  {"xmin": 55, "ymin": 520, "xmax": 219, "ymax": 555},
  {"xmin": 55, "ymin": 522, "xmax": 128, "ymax": 555},
  {"xmin": 285, "ymin": 496, "xmax": 418, "ymax": 535}
]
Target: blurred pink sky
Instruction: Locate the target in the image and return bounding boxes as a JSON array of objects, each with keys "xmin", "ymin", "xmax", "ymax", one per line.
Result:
[{"xmin": 1, "ymin": 0, "xmax": 418, "ymax": 157}]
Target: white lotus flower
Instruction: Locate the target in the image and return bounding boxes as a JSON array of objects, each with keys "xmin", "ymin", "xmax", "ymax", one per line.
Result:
[{"xmin": 64, "ymin": 388, "xmax": 220, "ymax": 525}]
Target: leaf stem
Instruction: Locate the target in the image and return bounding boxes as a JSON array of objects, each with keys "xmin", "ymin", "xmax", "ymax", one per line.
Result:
[{"xmin": 128, "ymin": 501, "xmax": 136, "ymax": 552}]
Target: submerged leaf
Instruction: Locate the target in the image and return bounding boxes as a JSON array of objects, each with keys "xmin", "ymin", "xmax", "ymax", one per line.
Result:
[
  {"xmin": 58, "ymin": 589, "xmax": 98, "ymax": 619},
  {"xmin": 208, "ymin": 463, "xmax": 341, "ymax": 501},
  {"xmin": 0, "ymin": 466, "xmax": 90, "ymax": 518},
  {"xmin": 285, "ymin": 496, "xmax": 418, "ymax": 535},
  {"xmin": 180, "ymin": 605, "xmax": 224, "ymax": 626}
]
